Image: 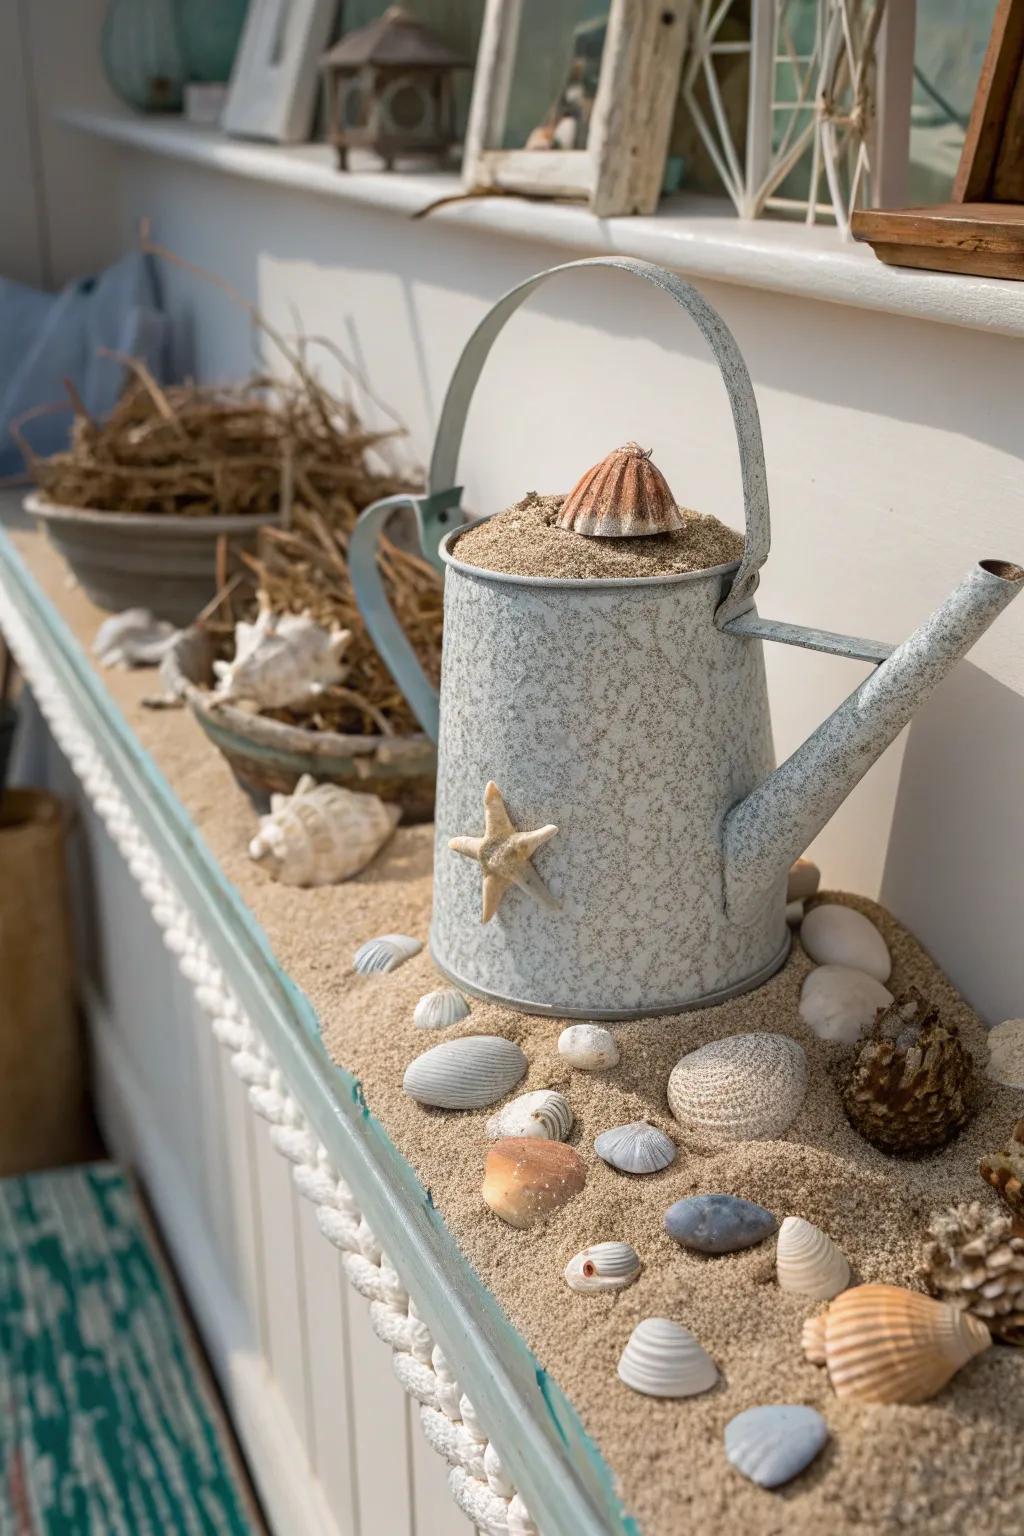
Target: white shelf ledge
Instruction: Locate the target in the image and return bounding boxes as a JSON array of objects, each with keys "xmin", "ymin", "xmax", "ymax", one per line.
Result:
[{"xmin": 64, "ymin": 108, "xmax": 1024, "ymax": 340}]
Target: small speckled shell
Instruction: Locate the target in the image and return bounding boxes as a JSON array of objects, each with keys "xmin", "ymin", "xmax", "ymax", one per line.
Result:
[
  {"xmin": 803, "ymin": 1283, "xmax": 991, "ymax": 1403},
  {"xmin": 413, "ymin": 988, "xmax": 471, "ymax": 1030},
  {"xmin": 482, "ymin": 1138, "xmax": 586, "ymax": 1229},
  {"xmin": 353, "ymin": 933, "xmax": 422, "ymax": 975},
  {"xmin": 557, "ymin": 1024, "xmax": 619, "ymax": 1071},
  {"xmin": 555, "ymin": 443, "xmax": 686, "ymax": 538},
  {"xmin": 564, "ymin": 1242, "xmax": 641, "ymax": 1294},
  {"xmin": 248, "ymin": 776, "xmax": 399, "ymax": 886},
  {"xmin": 667, "ymin": 1033, "xmax": 807, "ymax": 1146},
  {"xmin": 616, "ymin": 1318, "xmax": 718, "ymax": 1399},
  {"xmin": 486, "ymin": 1089, "xmax": 573, "ymax": 1142},
  {"xmin": 403, "ymin": 1036, "xmax": 527, "ymax": 1110},
  {"xmin": 776, "ymin": 1216, "xmax": 850, "ymax": 1300},
  {"xmin": 594, "ymin": 1121, "xmax": 676, "ymax": 1175}
]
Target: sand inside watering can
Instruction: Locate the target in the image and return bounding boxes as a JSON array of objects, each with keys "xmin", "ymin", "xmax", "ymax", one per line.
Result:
[{"xmin": 453, "ymin": 493, "xmax": 744, "ymax": 579}]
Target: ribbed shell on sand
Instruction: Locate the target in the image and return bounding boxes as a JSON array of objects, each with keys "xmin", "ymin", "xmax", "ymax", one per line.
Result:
[
  {"xmin": 554, "ymin": 443, "xmax": 686, "ymax": 538},
  {"xmin": 667, "ymin": 1033, "xmax": 808, "ymax": 1146},
  {"xmin": 402, "ymin": 1035, "xmax": 527, "ymax": 1110},
  {"xmin": 617, "ymin": 1317, "xmax": 718, "ymax": 1399},
  {"xmin": 776, "ymin": 1216, "xmax": 850, "ymax": 1300}
]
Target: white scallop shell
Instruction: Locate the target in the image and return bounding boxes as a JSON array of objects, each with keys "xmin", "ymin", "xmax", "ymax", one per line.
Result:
[
  {"xmin": 413, "ymin": 988, "xmax": 471, "ymax": 1030},
  {"xmin": 557, "ymin": 1024, "xmax": 619, "ymax": 1071},
  {"xmin": 667, "ymin": 1033, "xmax": 807, "ymax": 1146},
  {"xmin": 776, "ymin": 1216, "xmax": 851, "ymax": 1300},
  {"xmin": 353, "ymin": 933, "xmax": 423, "ymax": 975},
  {"xmin": 798, "ymin": 965, "xmax": 893, "ymax": 1045},
  {"xmin": 594, "ymin": 1121, "xmax": 676, "ymax": 1175},
  {"xmin": 617, "ymin": 1318, "xmax": 718, "ymax": 1399},
  {"xmin": 486, "ymin": 1089, "xmax": 573, "ymax": 1142},
  {"xmin": 403, "ymin": 1035, "xmax": 528, "ymax": 1110},
  {"xmin": 212, "ymin": 606, "xmax": 351, "ymax": 713},
  {"xmin": 800, "ymin": 904, "xmax": 891, "ymax": 983},
  {"xmin": 248, "ymin": 775, "xmax": 399, "ymax": 886},
  {"xmin": 564, "ymin": 1242, "xmax": 641, "ymax": 1294}
]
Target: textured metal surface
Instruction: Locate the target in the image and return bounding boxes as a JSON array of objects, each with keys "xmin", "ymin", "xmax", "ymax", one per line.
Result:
[{"xmin": 724, "ymin": 611, "xmax": 894, "ymax": 664}]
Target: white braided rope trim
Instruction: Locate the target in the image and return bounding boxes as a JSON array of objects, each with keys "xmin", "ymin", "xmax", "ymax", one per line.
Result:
[{"xmin": 0, "ymin": 589, "xmax": 538, "ymax": 1536}]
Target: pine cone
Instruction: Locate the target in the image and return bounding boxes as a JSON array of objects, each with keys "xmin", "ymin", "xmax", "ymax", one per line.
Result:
[
  {"xmin": 924, "ymin": 1201, "xmax": 1024, "ymax": 1344},
  {"xmin": 980, "ymin": 1119, "xmax": 1024, "ymax": 1220},
  {"xmin": 843, "ymin": 988, "xmax": 973, "ymax": 1153}
]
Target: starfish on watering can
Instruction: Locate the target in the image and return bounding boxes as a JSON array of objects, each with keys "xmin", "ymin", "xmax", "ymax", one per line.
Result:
[{"xmin": 449, "ymin": 781, "xmax": 559, "ymax": 923}]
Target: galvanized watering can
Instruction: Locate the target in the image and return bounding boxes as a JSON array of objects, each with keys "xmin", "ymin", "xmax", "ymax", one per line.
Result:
[{"xmin": 350, "ymin": 257, "xmax": 1023, "ymax": 1018}]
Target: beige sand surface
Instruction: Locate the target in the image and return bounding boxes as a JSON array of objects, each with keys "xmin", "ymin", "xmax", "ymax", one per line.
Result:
[{"xmin": 14, "ymin": 529, "xmax": 1023, "ymax": 1535}]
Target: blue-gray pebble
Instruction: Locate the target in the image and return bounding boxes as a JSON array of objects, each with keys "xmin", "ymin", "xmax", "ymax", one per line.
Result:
[
  {"xmin": 724, "ymin": 1404, "xmax": 829, "ymax": 1489},
  {"xmin": 664, "ymin": 1194, "xmax": 777, "ymax": 1254}
]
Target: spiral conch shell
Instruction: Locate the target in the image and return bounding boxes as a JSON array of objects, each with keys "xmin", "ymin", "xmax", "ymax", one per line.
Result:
[
  {"xmin": 776, "ymin": 1216, "xmax": 850, "ymax": 1300},
  {"xmin": 212, "ymin": 605, "xmax": 351, "ymax": 712},
  {"xmin": 801, "ymin": 1283, "xmax": 991, "ymax": 1404},
  {"xmin": 248, "ymin": 775, "xmax": 399, "ymax": 886},
  {"xmin": 668, "ymin": 1033, "xmax": 807, "ymax": 1147},
  {"xmin": 555, "ymin": 443, "xmax": 686, "ymax": 538}
]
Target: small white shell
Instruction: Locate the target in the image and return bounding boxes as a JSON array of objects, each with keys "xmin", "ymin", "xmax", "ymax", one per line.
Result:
[
  {"xmin": 800, "ymin": 904, "xmax": 891, "ymax": 983},
  {"xmin": 403, "ymin": 1035, "xmax": 528, "ymax": 1110},
  {"xmin": 212, "ymin": 606, "xmax": 351, "ymax": 712},
  {"xmin": 617, "ymin": 1318, "xmax": 718, "ymax": 1399},
  {"xmin": 353, "ymin": 933, "xmax": 423, "ymax": 975},
  {"xmin": 776, "ymin": 1216, "xmax": 851, "ymax": 1300},
  {"xmin": 798, "ymin": 965, "xmax": 893, "ymax": 1045},
  {"xmin": 667, "ymin": 1033, "xmax": 807, "ymax": 1146},
  {"xmin": 248, "ymin": 775, "xmax": 399, "ymax": 886},
  {"xmin": 557, "ymin": 1024, "xmax": 619, "ymax": 1071},
  {"xmin": 594, "ymin": 1121, "xmax": 676, "ymax": 1175},
  {"xmin": 564, "ymin": 1242, "xmax": 641, "ymax": 1294},
  {"xmin": 93, "ymin": 608, "xmax": 178, "ymax": 668},
  {"xmin": 985, "ymin": 1018, "xmax": 1024, "ymax": 1087},
  {"xmin": 486, "ymin": 1089, "xmax": 573, "ymax": 1142},
  {"xmin": 413, "ymin": 988, "xmax": 471, "ymax": 1030}
]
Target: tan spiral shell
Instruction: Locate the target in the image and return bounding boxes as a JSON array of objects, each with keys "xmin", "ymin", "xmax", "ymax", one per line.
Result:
[
  {"xmin": 555, "ymin": 443, "xmax": 686, "ymax": 538},
  {"xmin": 802, "ymin": 1283, "xmax": 991, "ymax": 1404}
]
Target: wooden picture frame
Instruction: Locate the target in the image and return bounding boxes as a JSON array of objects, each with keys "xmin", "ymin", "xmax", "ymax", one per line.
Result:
[
  {"xmin": 462, "ymin": 0, "xmax": 687, "ymax": 218},
  {"xmin": 223, "ymin": 0, "xmax": 337, "ymax": 144}
]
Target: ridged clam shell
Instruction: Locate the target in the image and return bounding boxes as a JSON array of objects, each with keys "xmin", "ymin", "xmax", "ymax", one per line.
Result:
[
  {"xmin": 803, "ymin": 1283, "xmax": 991, "ymax": 1403},
  {"xmin": 213, "ymin": 607, "xmax": 351, "ymax": 711},
  {"xmin": 403, "ymin": 1036, "xmax": 527, "ymax": 1110},
  {"xmin": 667, "ymin": 1034, "xmax": 807, "ymax": 1146},
  {"xmin": 800, "ymin": 904, "xmax": 891, "ymax": 982},
  {"xmin": 799, "ymin": 965, "xmax": 893, "ymax": 1045},
  {"xmin": 413, "ymin": 988, "xmax": 471, "ymax": 1030},
  {"xmin": 594, "ymin": 1121, "xmax": 676, "ymax": 1175},
  {"xmin": 557, "ymin": 1024, "xmax": 619, "ymax": 1071},
  {"xmin": 776, "ymin": 1216, "xmax": 851, "ymax": 1300},
  {"xmin": 724, "ymin": 1404, "xmax": 829, "ymax": 1489},
  {"xmin": 486, "ymin": 1089, "xmax": 573, "ymax": 1142},
  {"xmin": 564, "ymin": 1242, "xmax": 641, "ymax": 1294},
  {"xmin": 353, "ymin": 933, "xmax": 422, "ymax": 975},
  {"xmin": 249, "ymin": 775, "xmax": 399, "ymax": 886},
  {"xmin": 616, "ymin": 1318, "xmax": 718, "ymax": 1399},
  {"xmin": 555, "ymin": 443, "xmax": 686, "ymax": 538},
  {"xmin": 482, "ymin": 1138, "xmax": 586, "ymax": 1228}
]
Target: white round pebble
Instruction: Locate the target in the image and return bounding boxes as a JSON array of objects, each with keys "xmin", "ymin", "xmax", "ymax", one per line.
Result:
[
  {"xmin": 799, "ymin": 965, "xmax": 894, "ymax": 1044},
  {"xmin": 557, "ymin": 1023, "xmax": 619, "ymax": 1071},
  {"xmin": 986, "ymin": 1019, "xmax": 1024, "ymax": 1088},
  {"xmin": 800, "ymin": 904, "xmax": 891, "ymax": 983}
]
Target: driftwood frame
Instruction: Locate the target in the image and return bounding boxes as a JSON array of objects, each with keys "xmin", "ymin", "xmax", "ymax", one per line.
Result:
[{"xmin": 461, "ymin": 0, "xmax": 687, "ymax": 218}]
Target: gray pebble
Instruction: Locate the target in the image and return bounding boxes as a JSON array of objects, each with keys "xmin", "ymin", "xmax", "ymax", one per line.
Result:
[{"xmin": 664, "ymin": 1194, "xmax": 777, "ymax": 1254}]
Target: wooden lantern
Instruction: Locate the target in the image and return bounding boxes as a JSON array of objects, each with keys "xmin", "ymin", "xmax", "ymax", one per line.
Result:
[{"xmin": 321, "ymin": 5, "xmax": 467, "ymax": 172}]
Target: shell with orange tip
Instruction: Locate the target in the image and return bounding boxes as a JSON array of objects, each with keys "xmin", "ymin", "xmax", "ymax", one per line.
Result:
[
  {"xmin": 801, "ymin": 1283, "xmax": 991, "ymax": 1404},
  {"xmin": 555, "ymin": 443, "xmax": 686, "ymax": 538}
]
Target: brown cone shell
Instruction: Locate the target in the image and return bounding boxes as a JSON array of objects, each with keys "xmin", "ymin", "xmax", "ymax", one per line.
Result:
[
  {"xmin": 980, "ymin": 1118, "xmax": 1024, "ymax": 1220},
  {"xmin": 482, "ymin": 1137, "xmax": 586, "ymax": 1229},
  {"xmin": 555, "ymin": 443, "xmax": 686, "ymax": 538},
  {"xmin": 842, "ymin": 988, "xmax": 974, "ymax": 1153}
]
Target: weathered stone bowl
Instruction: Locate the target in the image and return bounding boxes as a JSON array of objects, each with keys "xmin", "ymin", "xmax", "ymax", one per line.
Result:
[
  {"xmin": 25, "ymin": 492, "xmax": 279, "ymax": 626},
  {"xmin": 166, "ymin": 626, "xmax": 436, "ymax": 819}
]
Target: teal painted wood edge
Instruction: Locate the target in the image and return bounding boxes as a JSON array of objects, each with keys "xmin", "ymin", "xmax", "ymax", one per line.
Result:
[{"xmin": 0, "ymin": 528, "xmax": 638, "ymax": 1536}]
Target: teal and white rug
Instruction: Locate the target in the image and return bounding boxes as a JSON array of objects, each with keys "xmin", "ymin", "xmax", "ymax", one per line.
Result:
[{"xmin": 0, "ymin": 1162, "xmax": 257, "ymax": 1534}]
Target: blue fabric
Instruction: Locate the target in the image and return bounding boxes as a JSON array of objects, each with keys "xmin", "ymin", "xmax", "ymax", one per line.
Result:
[{"xmin": 0, "ymin": 251, "xmax": 173, "ymax": 478}]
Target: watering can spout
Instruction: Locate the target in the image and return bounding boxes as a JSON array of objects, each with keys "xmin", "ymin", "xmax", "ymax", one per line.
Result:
[{"xmin": 722, "ymin": 559, "xmax": 1024, "ymax": 918}]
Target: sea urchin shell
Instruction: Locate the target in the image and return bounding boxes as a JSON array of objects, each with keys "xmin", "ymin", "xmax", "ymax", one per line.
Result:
[{"xmin": 555, "ymin": 443, "xmax": 686, "ymax": 538}]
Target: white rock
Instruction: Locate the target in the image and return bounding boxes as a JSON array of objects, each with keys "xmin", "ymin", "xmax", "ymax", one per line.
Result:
[
  {"xmin": 557, "ymin": 1024, "xmax": 619, "ymax": 1071},
  {"xmin": 800, "ymin": 904, "xmax": 891, "ymax": 982},
  {"xmin": 985, "ymin": 1018, "xmax": 1024, "ymax": 1088},
  {"xmin": 799, "ymin": 965, "xmax": 894, "ymax": 1045}
]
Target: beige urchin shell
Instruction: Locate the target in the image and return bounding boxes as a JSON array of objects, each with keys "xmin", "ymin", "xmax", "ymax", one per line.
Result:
[
  {"xmin": 802, "ymin": 1283, "xmax": 991, "ymax": 1403},
  {"xmin": 248, "ymin": 775, "xmax": 399, "ymax": 886},
  {"xmin": 667, "ymin": 1033, "xmax": 808, "ymax": 1146},
  {"xmin": 776, "ymin": 1216, "xmax": 851, "ymax": 1300},
  {"xmin": 555, "ymin": 443, "xmax": 686, "ymax": 538}
]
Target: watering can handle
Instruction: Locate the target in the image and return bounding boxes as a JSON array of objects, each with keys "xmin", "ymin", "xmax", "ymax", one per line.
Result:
[{"xmin": 349, "ymin": 256, "xmax": 771, "ymax": 742}]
